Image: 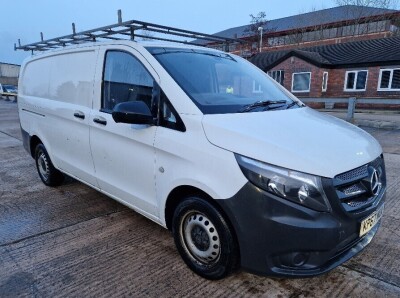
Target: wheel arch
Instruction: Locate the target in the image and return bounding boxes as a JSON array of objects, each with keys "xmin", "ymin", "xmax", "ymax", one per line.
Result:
[
  {"xmin": 30, "ymin": 135, "xmax": 42, "ymax": 158},
  {"xmin": 164, "ymin": 186, "xmax": 240, "ymax": 256},
  {"xmin": 165, "ymin": 185, "xmax": 242, "ymax": 276}
]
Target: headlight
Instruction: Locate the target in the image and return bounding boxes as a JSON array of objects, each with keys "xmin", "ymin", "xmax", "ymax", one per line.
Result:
[{"xmin": 235, "ymin": 154, "xmax": 331, "ymax": 212}]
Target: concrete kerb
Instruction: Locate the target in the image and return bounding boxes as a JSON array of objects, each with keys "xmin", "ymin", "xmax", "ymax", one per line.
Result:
[
  {"xmin": 355, "ymin": 119, "xmax": 400, "ymax": 130},
  {"xmin": 304, "ymin": 97, "xmax": 400, "ymax": 130},
  {"xmin": 321, "ymin": 111, "xmax": 400, "ymax": 130}
]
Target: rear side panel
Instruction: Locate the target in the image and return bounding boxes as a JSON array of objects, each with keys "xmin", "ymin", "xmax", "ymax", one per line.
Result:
[{"xmin": 18, "ymin": 48, "xmax": 99, "ymax": 187}]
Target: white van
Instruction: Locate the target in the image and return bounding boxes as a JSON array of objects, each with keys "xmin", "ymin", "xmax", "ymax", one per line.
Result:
[{"xmin": 18, "ymin": 41, "xmax": 386, "ymax": 279}]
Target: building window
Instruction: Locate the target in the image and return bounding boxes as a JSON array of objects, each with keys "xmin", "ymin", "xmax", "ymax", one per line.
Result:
[
  {"xmin": 378, "ymin": 68, "xmax": 400, "ymax": 91},
  {"xmin": 292, "ymin": 72, "xmax": 311, "ymax": 93},
  {"xmin": 267, "ymin": 70, "xmax": 285, "ymax": 85},
  {"xmin": 322, "ymin": 72, "xmax": 328, "ymax": 92},
  {"xmin": 342, "ymin": 25, "xmax": 355, "ymax": 36},
  {"xmin": 344, "ymin": 70, "xmax": 368, "ymax": 92}
]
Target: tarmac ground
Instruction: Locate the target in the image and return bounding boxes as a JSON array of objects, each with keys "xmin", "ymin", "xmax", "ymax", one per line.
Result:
[{"xmin": 1, "ymin": 99, "xmax": 400, "ymax": 297}]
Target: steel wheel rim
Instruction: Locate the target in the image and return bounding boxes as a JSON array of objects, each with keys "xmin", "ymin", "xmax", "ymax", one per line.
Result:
[
  {"xmin": 37, "ymin": 152, "xmax": 49, "ymax": 181},
  {"xmin": 181, "ymin": 211, "xmax": 221, "ymax": 264}
]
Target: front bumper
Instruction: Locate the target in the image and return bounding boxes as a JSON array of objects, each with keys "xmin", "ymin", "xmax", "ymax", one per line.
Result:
[{"xmin": 216, "ymin": 180, "xmax": 385, "ymax": 277}]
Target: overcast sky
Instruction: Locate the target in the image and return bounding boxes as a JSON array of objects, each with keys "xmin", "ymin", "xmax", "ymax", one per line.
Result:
[{"xmin": 0, "ymin": 0, "xmax": 337, "ymax": 65}]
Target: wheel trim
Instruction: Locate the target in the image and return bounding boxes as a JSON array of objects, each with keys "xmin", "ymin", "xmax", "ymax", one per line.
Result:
[
  {"xmin": 37, "ymin": 152, "xmax": 49, "ymax": 180},
  {"xmin": 181, "ymin": 211, "xmax": 221, "ymax": 264}
]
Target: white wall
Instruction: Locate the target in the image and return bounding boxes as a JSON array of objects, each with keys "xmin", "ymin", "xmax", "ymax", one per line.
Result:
[{"xmin": 0, "ymin": 63, "xmax": 20, "ymax": 78}]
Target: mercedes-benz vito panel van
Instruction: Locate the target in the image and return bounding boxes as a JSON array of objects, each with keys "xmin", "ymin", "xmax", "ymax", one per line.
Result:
[{"xmin": 18, "ymin": 41, "xmax": 386, "ymax": 280}]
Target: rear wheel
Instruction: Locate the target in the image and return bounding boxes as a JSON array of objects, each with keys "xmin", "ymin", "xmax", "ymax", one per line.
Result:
[
  {"xmin": 35, "ymin": 144, "xmax": 64, "ymax": 186},
  {"xmin": 172, "ymin": 196, "xmax": 239, "ymax": 280}
]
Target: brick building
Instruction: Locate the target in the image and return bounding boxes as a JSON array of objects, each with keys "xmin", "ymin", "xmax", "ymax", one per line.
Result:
[
  {"xmin": 205, "ymin": 5, "xmax": 400, "ymax": 55},
  {"xmin": 249, "ymin": 37, "xmax": 400, "ymax": 102},
  {"xmin": 199, "ymin": 5, "xmax": 400, "ymax": 105}
]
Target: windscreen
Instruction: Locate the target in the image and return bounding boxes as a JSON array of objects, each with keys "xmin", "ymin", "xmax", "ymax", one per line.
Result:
[
  {"xmin": 146, "ymin": 47, "xmax": 295, "ymax": 114},
  {"xmin": 4, "ymin": 85, "xmax": 17, "ymax": 92}
]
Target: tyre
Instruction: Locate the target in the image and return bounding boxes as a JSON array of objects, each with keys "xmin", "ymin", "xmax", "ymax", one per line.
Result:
[
  {"xmin": 172, "ymin": 196, "xmax": 239, "ymax": 280},
  {"xmin": 34, "ymin": 143, "xmax": 64, "ymax": 186}
]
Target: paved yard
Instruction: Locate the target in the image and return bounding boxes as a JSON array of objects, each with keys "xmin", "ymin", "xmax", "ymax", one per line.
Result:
[{"xmin": 0, "ymin": 100, "xmax": 399, "ymax": 297}]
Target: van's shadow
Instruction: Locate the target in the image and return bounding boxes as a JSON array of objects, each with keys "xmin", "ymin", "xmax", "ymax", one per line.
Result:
[{"xmin": 63, "ymin": 175, "xmax": 79, "ymax": 186}]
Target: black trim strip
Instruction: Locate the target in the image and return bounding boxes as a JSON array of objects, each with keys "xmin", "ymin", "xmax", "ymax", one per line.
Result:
[{"xmin": 21, "ymin": 109, "xmax": 45, "ymax": 117}]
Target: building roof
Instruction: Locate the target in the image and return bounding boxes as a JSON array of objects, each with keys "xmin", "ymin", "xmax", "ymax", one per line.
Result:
[
  {"xmin": 196, "ymin": 5, "xmax": 398, "ymax": 45},
  {"xmin": 250, "ymin": 36, "xmax": 400, "ymax": 70},
  {"xmin": 0, "ymin": 62, "xmax": 21, "ymax": 67}
]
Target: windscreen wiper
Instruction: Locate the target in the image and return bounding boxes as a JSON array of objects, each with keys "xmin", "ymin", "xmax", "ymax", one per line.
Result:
[
  {"xmin": 285, "ymin": 101, "xmax": 298, "ymax": 109},
  {"xmin": 239, "ymin": 100, "xmax": 287, "ymax": 113}
]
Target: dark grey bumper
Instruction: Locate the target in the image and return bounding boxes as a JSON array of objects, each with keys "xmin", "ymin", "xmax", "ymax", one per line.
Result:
[
  {"xmin": 216, "ymin": 182, "xmax": 385, "ymax": 277},
  {"xmin": 20, "ymin": 126, "xmax": 31, "ymax": 155}
]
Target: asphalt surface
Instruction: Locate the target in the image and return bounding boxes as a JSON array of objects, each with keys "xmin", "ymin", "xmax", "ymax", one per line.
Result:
[{"xmin": 1, "ymin": 99, "xmax": 400, "ymax": 297}]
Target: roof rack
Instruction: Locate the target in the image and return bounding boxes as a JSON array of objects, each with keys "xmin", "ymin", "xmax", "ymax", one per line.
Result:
[{"xmin": 15, "ymin": 10, "xmax": 245, "ymax": 53}]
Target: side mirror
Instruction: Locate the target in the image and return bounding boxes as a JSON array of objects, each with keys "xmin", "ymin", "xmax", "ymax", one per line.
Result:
[{"xmin": 112, "ymin": 101, "xmax": 155, "ymax": 125}]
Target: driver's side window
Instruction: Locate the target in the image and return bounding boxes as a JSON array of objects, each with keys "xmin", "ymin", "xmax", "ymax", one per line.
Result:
[{"xmin": 102, "ymin": 51, "xmax": 156, "ymax": 114}]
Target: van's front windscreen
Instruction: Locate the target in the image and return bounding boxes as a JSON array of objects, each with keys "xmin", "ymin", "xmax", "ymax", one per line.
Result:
[{"xmin": 146, "ymin": 47, "xmax": 299, "ymax": 114}]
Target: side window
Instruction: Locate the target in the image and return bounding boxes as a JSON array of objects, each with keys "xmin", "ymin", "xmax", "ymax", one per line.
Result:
[
  {"xmin": 159, "ymin": 89, "xmax": 185, "ymax": 132},
  {"xmin": 344, "ymin": 70, "xmax": 368, "ymax": 91},
  {"xmin": 378, "ymin": 69, "xmax": 400, "ymax": 91},
  {"xmin": 292, "ymin": 72, "xmax": 311, "ymax": 93},
  {"xmin": 102, "ymin": 51, "xmax": 155, "ymax": 113},
  {"xmin": 322, "ymin": 72, "xmax": 328, "ymax": 92},
  {"xmin": 267, "ymin": 70, "xmax": 285, "ymax": 86}
]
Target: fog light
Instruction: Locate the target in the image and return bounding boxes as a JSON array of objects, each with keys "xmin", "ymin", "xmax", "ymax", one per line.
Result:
[
  {"xmin": 280, "ymin": 252, "xmax": 310, "ymax": 268},
  {"xmin": 293, "ymin": 253, "xmax": 308, "ymax": 267}
]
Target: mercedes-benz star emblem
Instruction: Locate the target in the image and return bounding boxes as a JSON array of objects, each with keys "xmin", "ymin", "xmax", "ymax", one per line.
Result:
[{"xmin": 370, "ymin": 168, "xmax": 381, "ymax": 196}]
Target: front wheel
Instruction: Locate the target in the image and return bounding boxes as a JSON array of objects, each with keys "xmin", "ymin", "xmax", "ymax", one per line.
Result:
[
  {"xmin": 35, "ymin": 144, "xmax": 64, "ymax": 187},
  {"xmin": 172, "ymin": 197, "xmax": 239, "ymax": 280}
]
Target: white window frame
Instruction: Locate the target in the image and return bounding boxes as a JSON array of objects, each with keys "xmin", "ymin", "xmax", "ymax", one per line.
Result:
[
  {"xmin": 322, "ymin": 71, "xmax": 328, "ymax": 92},
  {"xmin": 344, "ymin": 70, "xmax": 368, "ymax": 92},
  {"xmin": 377, "ymin": 68, "xmax": 400, "ymax": 91},
  {"xmin": 291, "ymin": 72, "xmax": 311, "ymax": 93},
  {"xmin": 267, "ymin": 70, "xmax": 285, "ymax": 85}
]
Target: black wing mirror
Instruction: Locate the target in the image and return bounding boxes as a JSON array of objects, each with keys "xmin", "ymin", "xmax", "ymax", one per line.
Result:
[{"xmin": 112, "ymin": 101, "xmax": 155, "ymax": 125}]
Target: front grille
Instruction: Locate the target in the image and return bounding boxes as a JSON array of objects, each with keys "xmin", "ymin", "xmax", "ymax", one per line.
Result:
[
  {"xmin": 335, "ymin": 165, "xmax": 368, "ymax": 183},
  {"xmin": 345, "ymin": 196, "xmax": 375, "ymax": 208},
  {"xmin": 342, "ymin": 184, "xmax": 365, "ymax": 196},
  {"xmin": 333, "ymin": 156, "xmax": 386, "ymax": 212}
]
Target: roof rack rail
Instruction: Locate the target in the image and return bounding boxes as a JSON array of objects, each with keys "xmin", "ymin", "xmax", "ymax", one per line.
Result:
[{"xmin": 15, "ymin": 10, "xmax": 245, "ymax": 54}]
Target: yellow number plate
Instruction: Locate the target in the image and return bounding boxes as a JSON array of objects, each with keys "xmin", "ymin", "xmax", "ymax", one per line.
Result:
[{"xmin": 359, "ymin": 204, "xmax": 384, "ymax": 237}]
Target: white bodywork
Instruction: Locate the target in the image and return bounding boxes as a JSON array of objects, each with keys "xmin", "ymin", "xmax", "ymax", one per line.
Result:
[
  {"xmin": 18, "ymin": 41, "xmax": 382, "ymax": 227},
  {"xmin": 202, "ymin": 107, "xmax": 381, "ymax": 178}
]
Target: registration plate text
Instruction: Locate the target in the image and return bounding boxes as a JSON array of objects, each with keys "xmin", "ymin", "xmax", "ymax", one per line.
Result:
[{"xmin": 359, "ymin": 204, "xmax": 384, "ymax": 237}]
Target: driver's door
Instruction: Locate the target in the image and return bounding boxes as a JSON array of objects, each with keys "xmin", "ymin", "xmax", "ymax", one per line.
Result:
[{"xmin": 89, "ymin": 47, "xmax": 159, "ymax": 218}]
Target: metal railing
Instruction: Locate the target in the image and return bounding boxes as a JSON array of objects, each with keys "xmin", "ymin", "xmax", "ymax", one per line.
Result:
[
  {"xmin": 301, "ymin": 97, "xmax": 400, "ymax": 123},
  {"xmin": 301, "ymin": 97, "xmax": 400, "ymax": 106},
  {"xmin": 15, "ymin": 10, "xmax": 245, "ymax": 53}
]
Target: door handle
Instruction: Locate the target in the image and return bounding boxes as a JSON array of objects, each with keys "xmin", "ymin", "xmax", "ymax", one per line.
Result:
[
  {"xmin": 73, "ymin": 111, "xmax": 85, "ymax": 119},
  {"xmin": 93, "ymin": 117, "xmax": 107, "ymax": 125}
]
